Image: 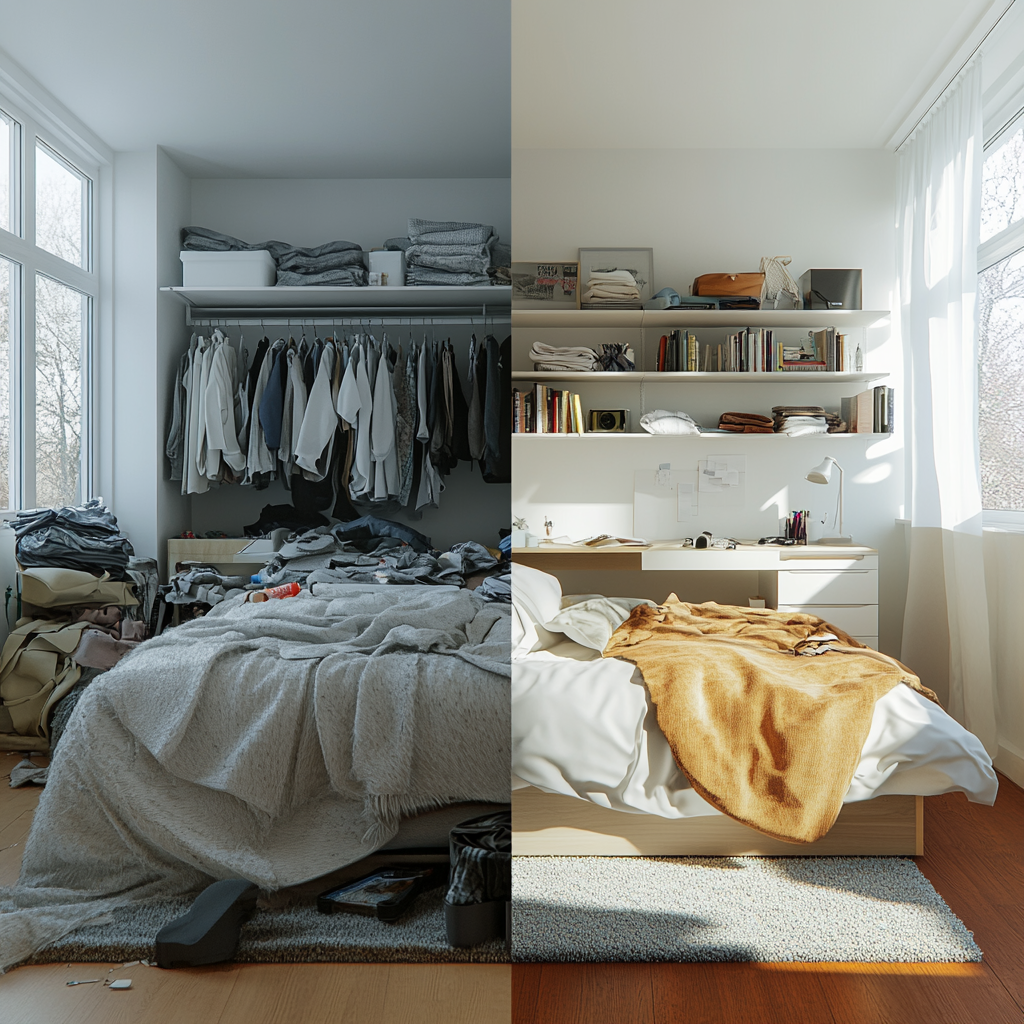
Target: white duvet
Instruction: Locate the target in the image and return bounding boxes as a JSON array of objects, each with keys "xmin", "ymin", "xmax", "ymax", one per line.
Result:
[{"xmin": 510, "ymin": 567, "xmax": 998, "ymax": 819}]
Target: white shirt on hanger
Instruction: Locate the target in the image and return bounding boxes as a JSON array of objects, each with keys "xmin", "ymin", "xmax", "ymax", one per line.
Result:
[
  {"xmin": 370, "ymin": 347, "xmax": 400, "ymax": 500},
  {"xmin": 293, "ymin": 341, "xmax": 338, "ymax": 481},
  {"xmin": 204, "ymin": 338, "xmax": 246, "ymax": 479}
]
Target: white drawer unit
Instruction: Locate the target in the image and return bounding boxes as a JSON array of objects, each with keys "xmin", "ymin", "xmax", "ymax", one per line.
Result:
[
  {"xmin": 777, "ymin": 604, "xmax": 879, "ymax": 638},
  {"xmin": 776, "ymin": 569, "xmax": 878, "ymax": 605}
]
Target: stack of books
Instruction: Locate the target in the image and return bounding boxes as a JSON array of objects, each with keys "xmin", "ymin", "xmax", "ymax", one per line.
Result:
[
  {"xmin": 840, "ymin": 386, "xmax": 895, "ymax": 433},
  {"xmin": 512, "ymin": 385, "xmax": 586, "ymax": 433},
  {"xmin": 783, "ymin": 329, "xmax": 848, "ymax": 371}
]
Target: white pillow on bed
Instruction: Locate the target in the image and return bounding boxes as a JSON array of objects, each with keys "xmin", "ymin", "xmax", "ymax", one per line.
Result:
[
  {"xmin": 511, "ymin": 563, "xmax": 565, "ymax": 657},
  {"xmin": 545, "ymin": 596, "xmax": 655, "ymax": 652}
]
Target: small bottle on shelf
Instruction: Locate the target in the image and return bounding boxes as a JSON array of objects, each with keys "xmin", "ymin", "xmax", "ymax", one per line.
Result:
[{"xmin": 854, "ymin": 342, "xmax": 864, "ymax": 372}]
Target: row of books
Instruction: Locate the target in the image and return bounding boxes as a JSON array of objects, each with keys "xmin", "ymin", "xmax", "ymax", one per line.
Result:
[
  {"xmin": 840, "ymin": 386, "xmax": 895, "ymax": 433},
  {"xmin": 655, "ymin": 328, "xmax": 850, "ymax": 372},
  {"xmin": 512, "ymin": 385, "xmax": 586, "ymax": 433}
]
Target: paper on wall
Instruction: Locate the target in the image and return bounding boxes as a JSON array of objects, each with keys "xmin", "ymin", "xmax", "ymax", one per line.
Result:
[{"xmin": 697, "ymin": 456, "xmax": 746, "ymax": 506}]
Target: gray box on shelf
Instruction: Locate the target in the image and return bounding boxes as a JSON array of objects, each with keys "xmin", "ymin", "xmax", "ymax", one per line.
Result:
[{"xmin": 799, "ymin": 269, "xmax": 863, "ymax": 310}]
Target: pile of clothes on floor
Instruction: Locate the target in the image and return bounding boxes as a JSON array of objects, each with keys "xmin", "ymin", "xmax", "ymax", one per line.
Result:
[
  {"xmin": 772, "ymin": 406, "xmax": 846, "ymax": 435},
  {"xmin": 384, "ymin": 218, "xmax": 511, "ymax": 287},
  {"xmin": 181, "ymin": 227, "xmax": 367, "ymax": 287},
  {"xmin": 1, "ymin": 500, "xmax": 155, "ymax": 771}
]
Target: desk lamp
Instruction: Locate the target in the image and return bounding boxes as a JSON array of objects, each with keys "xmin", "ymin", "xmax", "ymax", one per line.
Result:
[{"xmin": 806, "ymin": 457, "xmax": 852, "ymax": 544}]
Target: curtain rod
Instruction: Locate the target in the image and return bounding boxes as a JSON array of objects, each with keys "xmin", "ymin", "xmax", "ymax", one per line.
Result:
[{"xmin": 895, "ymin": 0, "xmax": 1016, "ymax": 153}]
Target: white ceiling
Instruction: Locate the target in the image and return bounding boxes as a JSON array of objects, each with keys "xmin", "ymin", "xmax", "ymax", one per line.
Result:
[
  {"xmin": 512, "ymin": 0, "xmax": 1002, "ymax": 150},
  {"xmin": 0, "ymin": 0, "xmax": 511, "ymax": 178}
]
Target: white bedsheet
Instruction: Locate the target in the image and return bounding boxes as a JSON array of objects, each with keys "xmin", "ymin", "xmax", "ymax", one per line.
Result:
[{"xmin": 512, "ymin": 639, "xmax": 998, "ymax": 818}]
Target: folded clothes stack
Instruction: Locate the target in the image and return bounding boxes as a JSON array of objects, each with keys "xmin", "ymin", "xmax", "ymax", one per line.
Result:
[
  {"xmin": 529, "ymin": 342, "xmax": 599, "ymax": 371},
  {"xmin": 385, "ymin": 219, "xmax": 510, "ymax": 287},
  {"xmin": 718, "ymin": 412, "xmax": 774, "ymax": 434},
  {"xmin": 181, "ymin": 227, "xmax": 367, "ymax": 287},
  {"xmin": 14, "ymin": 499, "xmax": 135, "ymax": 575},
  {"xmin": 772, "ymin": 406, "xmax": 846, "ymax": 435},
  {"xmin": 581, "ymin": 270, "xmax": 641, "ymax": 309}
]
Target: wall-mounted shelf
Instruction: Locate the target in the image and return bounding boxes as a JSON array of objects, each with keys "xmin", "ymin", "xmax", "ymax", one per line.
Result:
[
  {"xmin": 512, "ymin": 371, "xmax": 889, "ymax": 384},
  {"xmin": 512, "ymin": 432, "xmax": 891, "ymax": 440},
  {"xmin": 511, "ymin": 308, "xmax": 890, "ymax": 329},
  {"xmin": 161, "ymin": 284, "xmax": 511, "ymax": 323}
]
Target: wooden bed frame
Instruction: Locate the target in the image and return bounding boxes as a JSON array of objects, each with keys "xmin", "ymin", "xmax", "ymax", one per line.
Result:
[{"xmin": 512, "ymin": 787, "xmax": 924, "ymax": 857}]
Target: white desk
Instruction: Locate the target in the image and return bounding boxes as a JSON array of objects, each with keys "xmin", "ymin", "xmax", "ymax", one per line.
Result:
[{"xmin": 514, "ymin": 543, "xmax": 879, "ymax": 648}]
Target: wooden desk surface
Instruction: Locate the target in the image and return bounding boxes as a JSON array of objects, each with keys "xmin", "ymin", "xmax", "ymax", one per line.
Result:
[{"xmin": 512, "ymin": 544, "xmax": 647, "ymax": 571}]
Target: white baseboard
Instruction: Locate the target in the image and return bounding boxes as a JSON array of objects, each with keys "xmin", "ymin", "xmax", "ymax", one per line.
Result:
[{"xmin": 994, "ymin": 742, "xmax": 1024, "ymax": 790}]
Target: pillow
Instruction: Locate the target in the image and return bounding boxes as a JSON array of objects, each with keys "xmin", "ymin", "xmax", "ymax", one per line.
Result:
[
  {"xmin": 510, "ymin": 563, "xmax": 564, "ymax": 657},
  {"xmin": 545, "ymin": 596, "xmax": 655, "ymax": 652}
]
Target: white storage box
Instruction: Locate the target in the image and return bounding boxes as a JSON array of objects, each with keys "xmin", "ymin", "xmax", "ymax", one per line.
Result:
[
  {"xmin": 180, "ymin": 250, "xmax": 276, "ymax": 288},
  {"xmin": 368, "ymin": 249, "xmax": 405, "ymax": 287}
]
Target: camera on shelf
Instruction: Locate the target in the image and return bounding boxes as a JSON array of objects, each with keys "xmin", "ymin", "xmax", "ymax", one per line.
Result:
[{"xmin": 589, "ymin": 409, "xmax": 629, "ymax": 432}]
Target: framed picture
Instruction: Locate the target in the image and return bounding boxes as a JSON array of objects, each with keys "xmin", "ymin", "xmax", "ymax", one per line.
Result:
[
  {"xmin": 511, "ymin": 261, "xmax": 579, "ymax": 307},
  {"xmin": 578, "ymin": 247, "xmax": 654, "ymax": 307}
]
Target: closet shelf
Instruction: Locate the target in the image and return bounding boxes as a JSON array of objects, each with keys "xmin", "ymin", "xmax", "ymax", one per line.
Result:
[
  {"xmin": 511, "ymin": 432, "xmax": 892, "ymax": 439},
  {"xmin": 511, "ymin": 371, "xmax": 890, "ymax": 384},
  {"xmin": 511, "ymin": 308, "xmax": 890, "ymax": 329},
  {"xmin": 161, "ymin": 284, "xmax": 511, "ymax": 322}
]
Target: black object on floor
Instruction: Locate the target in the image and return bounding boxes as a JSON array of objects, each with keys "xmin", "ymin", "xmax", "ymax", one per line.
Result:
[
  {"xmin": 154, "ymin": 878, "xmax": 258, "ymax": 968},
  {"xmin": 444, "ymin": 810, "xmax": 511, "ymax": 948}
]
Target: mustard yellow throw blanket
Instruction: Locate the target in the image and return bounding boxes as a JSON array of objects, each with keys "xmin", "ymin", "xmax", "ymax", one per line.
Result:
[{"xmin": 603, "ymin": 598, "xmax": 937, "ymax": 844}]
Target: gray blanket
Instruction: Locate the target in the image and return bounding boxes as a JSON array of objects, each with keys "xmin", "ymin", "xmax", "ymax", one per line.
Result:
[{"xmin": 0, "ymin": 587, "xmax": 510, "ymax": 971}]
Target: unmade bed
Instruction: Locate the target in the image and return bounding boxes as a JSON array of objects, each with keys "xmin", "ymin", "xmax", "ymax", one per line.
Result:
[
  {"xmin": 510, "ymin": 565, "xmax": 997, "ymax": 857},
  {"xmin": 0, "ymin": 583, "xmax": 510, "ymax": 971}
]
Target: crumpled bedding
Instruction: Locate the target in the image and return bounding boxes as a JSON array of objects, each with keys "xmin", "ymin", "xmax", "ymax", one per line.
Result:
[{"xmin": 0, "ymin": 586, "xmax": 510, "ymax": 972}]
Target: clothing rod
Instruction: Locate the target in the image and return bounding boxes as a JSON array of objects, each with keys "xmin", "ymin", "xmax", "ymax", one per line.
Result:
[{"xmin": 184, "ymin": 315, "xmax": 510, "ymax": 328}]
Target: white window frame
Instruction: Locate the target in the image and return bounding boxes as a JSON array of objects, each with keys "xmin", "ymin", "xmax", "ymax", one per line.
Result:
[
  {"xmin": 0, "ymin": 90, "xmax": 98, "ymax": 512},
  {"xmin": 979, "ymin": 103, "xmax": 1024, "ymax": 529}
]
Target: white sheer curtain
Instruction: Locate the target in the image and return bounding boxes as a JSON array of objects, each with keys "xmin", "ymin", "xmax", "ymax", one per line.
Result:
[{"xmin": 897, "ymin": 59, "xmax": 998, "ymax": 756}]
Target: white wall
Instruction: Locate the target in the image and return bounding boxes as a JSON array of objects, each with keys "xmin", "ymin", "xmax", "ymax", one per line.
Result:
[
  {"xmin": 189, "ymin": 178, "xmax": 512, "ymax": 252},
  {"xmin": 512, "ymin": 147, "xmax": 909, "ymax": 656}
]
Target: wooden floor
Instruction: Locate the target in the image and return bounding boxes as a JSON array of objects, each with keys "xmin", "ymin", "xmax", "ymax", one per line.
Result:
[
  {"xmin": 513, "ymin": 772, "xmax": 1024, "ymax": 1024},
  {"xmin": 0, "ymin": 754, "xmax": 510, "ymax": 1024},
  {"xmin": 3, "ymin": 756, "xmax": 1021, "ymax": 1024}
]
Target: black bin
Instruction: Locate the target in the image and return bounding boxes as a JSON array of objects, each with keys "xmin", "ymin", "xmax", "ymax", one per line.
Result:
[{"xmin": 444, "ymin": 810, "xmax": 511, "ymax": 948}]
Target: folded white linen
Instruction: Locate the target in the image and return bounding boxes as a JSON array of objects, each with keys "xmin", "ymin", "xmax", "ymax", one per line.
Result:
[
  {"xmin": 587, "ymin": 270, "xmax": 638, "ymax": 285},
  {"xmin": 528, "ymin": 342, "xmax": 598, "ymax": 371},
  {"xmin": 640, "ymin": 410, "xmax": 701, "ymax": 435}
]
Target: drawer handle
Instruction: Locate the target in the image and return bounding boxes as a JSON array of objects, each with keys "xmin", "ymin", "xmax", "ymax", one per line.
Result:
[{"xmin": 782, "ymin": 555, "xmax": 865, "ymax": 561}]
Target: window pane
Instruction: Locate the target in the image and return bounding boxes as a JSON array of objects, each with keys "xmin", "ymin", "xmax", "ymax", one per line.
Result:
[
  {"xmin": 0, "ymin": 110, "xmax": 11, "ymax": 235},
  {"xmin": 981, "ymin": 122, "xmax": 1024, "ymax": 243},
  {"xmin": 0, "ymin": 258, "xmax": 14, "ymax": 509},
  {"xmin": 979, "ymin": 247, "xmax": 1024, "ymax": 510},
  {"xmin": 35, "ymin": 142, "xmax": 87, "ymax": 268},
  {"xmin": 35, "ymin": 274, "xmax": 84, "ymax": 507}
]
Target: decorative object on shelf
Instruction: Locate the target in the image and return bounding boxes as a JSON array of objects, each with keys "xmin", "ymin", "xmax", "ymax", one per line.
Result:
[
  {"xmin": 589, "ymin": 409, "xmax": 629, "ymax": 432},
  {"xmin": 758, "ymin": 256, "xmax": 802, "ymax": 309},
  {"xmin": 806, "ymin": 457, "xmax": 852, "ymax": 544},
  {"xmin": 597, "ymin": 344, "xmax": 635, "ymax": 371},
  {"xmin": 367, "ymin": 249, "xmax": 405, "ymax": 287},
  {"xmin": 639, "ymin": 410, "xmax": 701, "ymax": 435},
  {"xmin": 578, "ymin": 248, "xmax": 654, "ymax": 306},
  {"xmin": 799, "ymin": 269, "xmax": 863, "ymax": 310},
  {"xmin": 511, "ymin": 262, "xmax": 579, "ymax": 307}
]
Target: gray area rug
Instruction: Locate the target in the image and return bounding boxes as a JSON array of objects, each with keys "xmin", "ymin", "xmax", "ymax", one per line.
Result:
[
  {"xmin": 512, "ymin": 857, "xmax": 982, "ymax": 963},
  {"xmin": 27, "ymin": 888, "xmax": 507, "ymax": 965}
]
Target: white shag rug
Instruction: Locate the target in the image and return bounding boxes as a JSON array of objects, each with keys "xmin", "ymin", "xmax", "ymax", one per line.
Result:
[{"xmin": 512, "ymin": 857, "xmax": 981, "ymax": 963}]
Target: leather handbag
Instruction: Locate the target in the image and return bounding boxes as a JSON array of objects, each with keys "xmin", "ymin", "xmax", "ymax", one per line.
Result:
[{"xmin": 692, "ymin": 273, "xmax": 765, "ymax": 297}]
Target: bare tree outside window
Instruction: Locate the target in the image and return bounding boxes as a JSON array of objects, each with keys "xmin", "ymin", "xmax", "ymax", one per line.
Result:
[
  {"xmin": 35, "ymin": 274, "xmax": 83, "ymax": 508},
  {"xmin": 35, "ymin": 143, "xmax": 85, "ymax": 269},
  {"xmin": 0, "ymin": 257, "xmax": 12, "ymax": 508},
  {"xmin": 979, "ymin": 123, "xmax": 1024, "ymax": 511}
]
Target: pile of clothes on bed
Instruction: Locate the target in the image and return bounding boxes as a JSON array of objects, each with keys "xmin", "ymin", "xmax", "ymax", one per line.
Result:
[
  {"xmin": 160, "ymin": 514, "xmax": 512, "ymax": 624},
  {"xmin": 1, "ymin": 500, "xmax": 156, "ymax": 761}
]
